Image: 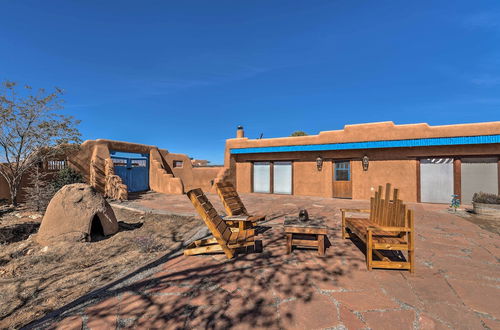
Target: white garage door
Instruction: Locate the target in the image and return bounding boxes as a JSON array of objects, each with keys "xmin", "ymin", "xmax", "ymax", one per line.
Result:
[
  {"xmin": 461, "ymin": 158, "xmax": 498, "ymax": 204},
  {"xmin": 420, "ymin": 158, "xmax": 454, "ymax": 203}
]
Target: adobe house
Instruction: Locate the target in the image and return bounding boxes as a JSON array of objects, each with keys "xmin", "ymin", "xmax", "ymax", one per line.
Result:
[{"xmin": 220, "ymin": 122, "xmax": 500, "ymax": 204}]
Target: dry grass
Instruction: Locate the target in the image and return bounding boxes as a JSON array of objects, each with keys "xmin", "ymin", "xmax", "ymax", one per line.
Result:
[{"xmin": 0, "ymin": 207, "xmax": 200, "ymax": 329}]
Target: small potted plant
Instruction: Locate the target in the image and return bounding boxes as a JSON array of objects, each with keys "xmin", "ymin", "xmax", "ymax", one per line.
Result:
[
  {"xmin": 472, "ymin": 192, "xmax": 500, "ymax": 217},
  {"xmin": 450, "ymin": 194, "xmax": 460, "ymax": 212}
]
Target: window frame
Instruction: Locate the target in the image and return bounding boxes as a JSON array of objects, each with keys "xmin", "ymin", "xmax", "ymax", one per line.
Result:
[
  {"xmin": 252, "ymin": 160, "xmax": 293, "ymax": 195},
  {"xmin": 334, "ymin": 160, "xmax": 351, "ymax": 182},
  {"xmin": 173, "ymin": 160, "xmax": 184, "ymax": 168}
]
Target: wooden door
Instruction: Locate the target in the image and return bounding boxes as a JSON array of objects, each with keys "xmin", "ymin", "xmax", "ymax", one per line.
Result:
[
  {"xmin": 333, "ymin": 160, "xmax": 352, "ymax": 198},
  {"xmin": 111, "ymin": 156, "xmax": 149, "ymax": 192}
]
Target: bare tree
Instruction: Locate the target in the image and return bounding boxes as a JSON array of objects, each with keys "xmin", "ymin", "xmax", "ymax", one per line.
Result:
[{"xmin": 0, "ymin": 81, "xmax": 81, "ymax": 206}]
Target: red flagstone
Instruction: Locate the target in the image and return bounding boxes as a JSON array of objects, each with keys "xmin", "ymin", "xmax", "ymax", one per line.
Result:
[
  {"xmin": 41, "ymin": 192, "xmax": 500, "ymax": 330},
  {"xmin": 363, "ymin": 309, "xmax": 416, "ymax": 330},
  {"xmin": 278, "ymin": 294, "xmax": 340, "ymax": 330}
]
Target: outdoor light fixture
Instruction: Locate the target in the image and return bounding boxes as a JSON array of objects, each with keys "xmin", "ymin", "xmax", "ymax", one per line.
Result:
[
  {"xmin": 362, "ymin": 155, "xmax": 369, "ymax": 171},
  {"xmin": 316, "ymin": 155, "xmax": 323, "ymax": 171}
]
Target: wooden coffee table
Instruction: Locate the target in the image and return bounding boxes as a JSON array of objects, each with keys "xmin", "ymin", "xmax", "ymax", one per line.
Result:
[{"xmin": 284, "ymin": 216, "xmax": 328, "ymax": 256}]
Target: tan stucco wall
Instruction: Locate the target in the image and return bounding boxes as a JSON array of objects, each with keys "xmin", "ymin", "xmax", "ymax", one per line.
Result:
[
  {"xmin": 0, "ymin": 175, "xmax": 10, "ymax": 201},
  {"xmin": 235, "ymin": 162, "xmax": 252, "ymax": 193},
  {"xmin": 351, "ymin": 159, "xmax": 417, "ymax": 201},
  {"xmin": 192, "ymin": 167, "xmax": 223, "ymax": 192},
  {"xmin": 149, "ymin": 148, "xmax": 183, "ymax": 195},
  {"xmin": 293, "ymin": 161, "xmax": 333, "ymax": 197}
]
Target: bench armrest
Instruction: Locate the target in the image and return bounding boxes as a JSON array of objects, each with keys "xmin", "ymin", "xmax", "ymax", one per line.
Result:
[
  {"xmin": 340, "ymin": 208, "xmax": 370, "ymax": 214},
  {"xmin": 367, "ymin": 226, "xmax": 412, "ymax": 232}
]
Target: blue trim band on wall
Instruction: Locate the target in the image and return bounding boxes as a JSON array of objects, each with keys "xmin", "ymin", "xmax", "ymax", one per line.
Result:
[{"xmin": 230, "ymin": 134, "xmax": 500, "ymax": 154}]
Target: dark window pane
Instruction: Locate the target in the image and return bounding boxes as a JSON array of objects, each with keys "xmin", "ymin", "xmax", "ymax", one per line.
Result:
[
  {"xmin": 336, "ymin": 169, "xmax": 349, "ymax": 181},
  {"xmin": 335, "ymin": 161, "xmax": 350, "ymax": 181}
]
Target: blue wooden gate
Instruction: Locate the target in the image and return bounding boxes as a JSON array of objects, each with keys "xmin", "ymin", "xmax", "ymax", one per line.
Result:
[{"xmin": 111, "ymin": 155, "xmax": 149, "ymax": 192}]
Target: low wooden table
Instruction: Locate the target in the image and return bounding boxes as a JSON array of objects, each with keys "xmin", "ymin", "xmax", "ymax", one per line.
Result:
[
  {"xmin": 222, "ymin": 215, "xmax": 254, "ymax": 231},
  {"xmin": 284, "ymin": 216, "xmax": 328, "ymax": 256}
]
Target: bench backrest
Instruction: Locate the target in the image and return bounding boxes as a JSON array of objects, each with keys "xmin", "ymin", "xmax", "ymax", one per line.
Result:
[
  {"xmin": 187, "ymin": 188, "xmax": 232, "ymax": 245},
  {"xmin": 369, "ymin": 183, "xmax": 407, "ymax": 228},
  {"xmin": 215, "ymin": 182, "xmax": 248, "ymax": 216}
]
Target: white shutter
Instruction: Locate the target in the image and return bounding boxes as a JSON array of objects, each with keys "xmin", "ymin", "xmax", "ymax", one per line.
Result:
[
  {"xmin": 253, "ymin": 162, "xmax": 270, "ymax": 193},
  {"xmin": 420, "ymin": 158, "xmax": 454, "ymax": 203},
  {"xmin": 273, "ymin": 161, "xmax": 292, "ymax": 194}
]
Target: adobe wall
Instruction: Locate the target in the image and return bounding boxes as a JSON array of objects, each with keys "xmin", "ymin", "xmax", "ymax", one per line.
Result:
[
  {"xmin": 351, "ymin": 159, "xmax": 417, "ymax": 201},
  {"xmin": 0, "ymin": 175, "xmax": 9, "ymax": 201},
  {"xmin": 293, "ymin": 161, "xmax": 332, "ymax": 197},
  {"xmin": 0, "ymin": 138, "xmax": 223, "ymax": 203},
  {"xmin": 235, "ymin": 162, "xmax": 252, "ymax": 193},
  {"xmin": 192, "ymin": 167, "xmax": 223, "ymax": 192},
  {"xmin": 69, "ymin": 139, "xmax": 223, "ymax": 197},
  {"xmin": 149, "ymin": 148, "xmax": 183, "ymax": 194},
  {"xmin": 0, "ymin": 168, "xmax": 58, "ymax": 204}
]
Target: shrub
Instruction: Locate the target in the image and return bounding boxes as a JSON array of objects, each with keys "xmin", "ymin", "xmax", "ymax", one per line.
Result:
[
  {"xmin": 24, "ymin": 166, "xmax": 84, "ymax": 211},
  {"xmin": 134, "ymin": 235, "xmax": 163, "ymax": 253},
  {"xmin": 290, "ymin": 131, "xmax": 308, "ymax": 137},
  {"xmin": 24, "ymin": 167, "xmax": 57, "ymax": 212},
  {"xmin": 472, "ymin": 192, "xmax": 500, "ymax": 204},
  {"xmin": 52, "ymin": 167, "xmax": 84, "ymax": 192}
]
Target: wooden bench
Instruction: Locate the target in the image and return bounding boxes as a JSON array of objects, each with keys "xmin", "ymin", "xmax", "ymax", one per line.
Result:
[
  {"xmin": 184, "ymin": 188, "xmax": 255, "ymax": 259},
  {"xmin": 341, "ymin": 183, "xmax": 415, "ymax": 272},
  {"xmin": 215, "ymin": 182, "xmax": 266, "ymax": 229}
]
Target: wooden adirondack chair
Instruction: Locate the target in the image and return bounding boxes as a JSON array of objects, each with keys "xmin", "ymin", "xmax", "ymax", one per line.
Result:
[
  {"xmin": 184, "ymin": 188, "xmax": 255, "ymax": 259},
  {"xmin": 341, "ymin": 183, "xmax": 415, "ymax": 272},
  {"xmin": 215, "ymin": 182, "xmax": 266, "ymax": 228}
]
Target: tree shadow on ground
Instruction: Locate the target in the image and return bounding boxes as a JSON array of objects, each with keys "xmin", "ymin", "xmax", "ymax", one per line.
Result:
[
  {"xmin": 347, "ymin": 230, "xmax": 409, "ymax": 263},
  {"xmin": 126, "ymin": 191, "xmax": 155, "ymax": 201},
  {"xmin": 0, "ymin": 222, "xmax": 40, "ymax": 244},
  {"xmin": 2, "ymin": 212, "xmax": 202, "ymax": 329},
  {"xmin": 25, "ymin": 222, "xmax": 365, "ymax": 330}
]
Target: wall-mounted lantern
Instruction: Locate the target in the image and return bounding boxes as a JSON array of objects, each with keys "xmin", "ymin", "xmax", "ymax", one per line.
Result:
[
  {"xmin": 362, "ymin": 155, "xmax": 369, "ymax": 171},
  {"xmin": 316, "ymin": 155, "xmax": 323, "ymax": 171}
]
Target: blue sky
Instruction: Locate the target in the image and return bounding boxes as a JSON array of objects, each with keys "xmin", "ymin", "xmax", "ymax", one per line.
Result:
[{"xmin": 1, "ymin": 1, "xmax": 499, "ymax": 164}]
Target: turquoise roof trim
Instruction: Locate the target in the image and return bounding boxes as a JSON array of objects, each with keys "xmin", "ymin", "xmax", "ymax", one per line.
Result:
[{"xmin": 230, "ymin": 134, "xmax": 500, "ymax": 154}]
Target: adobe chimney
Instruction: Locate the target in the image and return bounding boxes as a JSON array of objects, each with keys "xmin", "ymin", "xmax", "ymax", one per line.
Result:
[{"xmin": 236, "ymin": 125, "xmax": 244, "ymax": 138}]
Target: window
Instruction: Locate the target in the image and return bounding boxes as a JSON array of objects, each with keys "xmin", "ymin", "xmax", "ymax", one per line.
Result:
[
  {"xmin": 173, "ymin": 160, "xmax": 183, "ymax": 168},
  {"xmin": 335, "ymin": 161, "xmax": 350, "ymax": 181},
  {"xmin": 47, "ymin": 160, "xmax": 67, "ymax": 171},
  {"xmin": 253, "ymin": 162, "xmax": 271, "ymax": 193},
  {"xmin": 253, "ymin": 161, "xmax": 292, "ymax": 194},
  {"xmin": 131, "ymin": 159, "xmax": 147, "ymax": 167},
  {"xmin": 112, "ymin": 158, "xmax": 127, "ymax": 167},
  {"xmin": 273, "ymin": 161, "xmax": 292, "ymax": 194}
]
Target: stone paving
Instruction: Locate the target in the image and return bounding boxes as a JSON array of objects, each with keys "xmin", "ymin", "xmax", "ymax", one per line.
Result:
[{"xmin": 41, "ymin": 192, "xmax": 499, "ymax": 329}]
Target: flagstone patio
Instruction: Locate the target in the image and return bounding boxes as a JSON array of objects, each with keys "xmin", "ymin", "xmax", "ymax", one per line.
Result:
[{"xmin": 35, "ymin": 192, "xmax": 499, "ymax": 329}]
